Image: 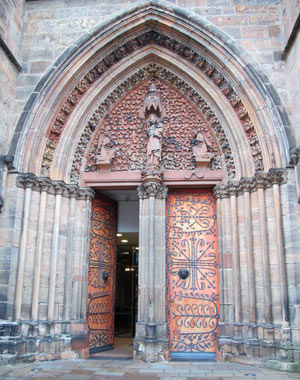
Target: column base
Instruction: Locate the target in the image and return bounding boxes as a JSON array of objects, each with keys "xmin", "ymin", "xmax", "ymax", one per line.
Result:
[{"xmin": 134, "ymin": 322, "xmax": 169, "ymax": 362}]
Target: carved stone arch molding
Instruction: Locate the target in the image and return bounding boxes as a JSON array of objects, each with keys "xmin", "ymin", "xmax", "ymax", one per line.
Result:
[
  {"xmin": 9, "ymin": 1, "xmax": 290, "ymax": 180},
  {"xmin": 70, "ymin": 63, "xmax": 236, "ymax": 183}
]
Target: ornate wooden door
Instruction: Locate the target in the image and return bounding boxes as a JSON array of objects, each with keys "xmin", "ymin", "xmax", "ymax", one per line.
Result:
[
  {"xmin": 88, "ymin": 194, "xmax": 117, "ymax": 353},
  {"xmin": 166, "ymin": 189, "xmax": 219, "ymax": 359}
]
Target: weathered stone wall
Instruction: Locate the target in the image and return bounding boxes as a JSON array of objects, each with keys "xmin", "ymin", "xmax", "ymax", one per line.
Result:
[{"xmin": 0, "ymin": 0, "xmax": 24, "ymax": 155}]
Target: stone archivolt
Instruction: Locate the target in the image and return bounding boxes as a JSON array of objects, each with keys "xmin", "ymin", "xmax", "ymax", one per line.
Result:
[
  {"xmin": 70, "ymin": 65, "xmax": 234, "ymax": 183},
  {"xmin": 41, "ymin": 30, "xmax": 263, "ymax": 177}
]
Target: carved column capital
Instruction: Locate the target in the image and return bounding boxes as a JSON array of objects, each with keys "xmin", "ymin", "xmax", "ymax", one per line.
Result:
[
  {"xmin": 289, "ymin": 147, "xmax": 300, "ymax": 166},
  {"xmin": 37, "ymin": 177, "xmax": 52, "ymax": 192},
  {"xmin": 77, "ymin": 187, "xmax": 95, "ymax": 201},
  {"xmin": 213, "ymin": 185, "xmax": 227, "ymax": 199},
  {"xmin": 239, "ymin": 177, "xmax": 254, "ymax": 193},
  {"xmin": 53, "ymin": 181, "xmax": 65, "ymax": 195},
  {"xmin": 267, "ymin": 169, "xmax": 287, "ymax": 186},
  {"xmin": 16, "ymin": 173, "xmax": 37, "ymax": 189},
  {"xmin": 226, "ymin": 181, "xmax": 240, "ymax": 197},
  {"xmin": 137, "ymin": 182, "xmax": 168, "ymax": 199},
  {"xmin": 66, "ymin": 184, "xmax": 79, "ymax": 198}
]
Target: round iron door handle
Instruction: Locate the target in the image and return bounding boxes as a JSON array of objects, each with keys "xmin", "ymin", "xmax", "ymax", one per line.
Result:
[
  {"xmin": 178, "ymin": 269, "xmax": 189, "ymax": 280},
  {"xmin": 102, "ymin": 271, "xmax": 109, "ymax": 281}
]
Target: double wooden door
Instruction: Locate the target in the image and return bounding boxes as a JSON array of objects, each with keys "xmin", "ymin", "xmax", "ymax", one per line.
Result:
[{"xmin": 166, "ymin": 189, "xmax": 219, "ymax": 359}]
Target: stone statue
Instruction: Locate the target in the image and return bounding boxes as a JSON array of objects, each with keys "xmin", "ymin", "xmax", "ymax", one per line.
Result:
[
  {"xmin": 191, "ymin": 129, "xmax": 212, "ymax": 161},
  {"xmin": 146, "ymin": 114, "xmax": 163, "ymax": 168},
  {"xmin": 96, "ymin": 133, "xmax": 116, "ymax": 170}
]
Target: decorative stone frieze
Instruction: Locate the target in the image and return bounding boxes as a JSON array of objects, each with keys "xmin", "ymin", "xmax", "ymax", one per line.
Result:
[
  {"xmin": 137, "ymin": 182, "xmax": 168, "ymax": 199},
  {"xmin": 41, "ymin": 30, "xmax": 263, "ymax": 176},
  {"xmin": 16, "ymin": 173, "xmax": 94, "ymax": 200},
  {"xmin": 70, "ymin": 65, "xmax": 234, "ymax": 183},
  {"xmin": 213, "ymin": 169, "xmax": 287, "ymax": 198}
]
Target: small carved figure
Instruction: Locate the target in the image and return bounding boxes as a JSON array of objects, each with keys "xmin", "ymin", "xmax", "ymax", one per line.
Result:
[
  {"xmin": 191, "ymin": 129, "xmax": 212, "ymax": 161},
  {"xmin": 146, "ymin": 114, "xmax": 163, "ymax": 168},
  {"xmin": 96, "ymin": 133, "xmax": 116, "ymax": 169}
]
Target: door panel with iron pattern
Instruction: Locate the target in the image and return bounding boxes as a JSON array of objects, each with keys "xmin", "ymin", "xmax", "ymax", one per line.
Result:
[
  {"xmin": 88, "ymin": 194, "xmax": 117, "ymax": 353},
  {"xmin": 166, "ymin": 189, "xmax": 219, "ymax": 358}
]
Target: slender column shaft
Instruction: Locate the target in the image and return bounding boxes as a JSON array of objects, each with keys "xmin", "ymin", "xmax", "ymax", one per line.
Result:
[
  {"xmin": 149, "ymin": 196, "xmax": 155, "ymax": 322},
  {"xmin": 15, "ymin": 186, "xmax": 32, "ymax": 320},
  {"xmin": 217, "ymin": 197, "xmax": 224, "ymax": 322},
  {"xmin": 273, "ymin": 183, "xmax": 289, "ymax": 324},
  {"xmin": 64, "ymin": 196, "xmax": 75, "ymax": 321},
  {"xmin": 230, "ymin": 193, "xmax": 242, "ymax": 323},
  {"xmin": 32, "ymin": 190, "xmax": 47, "ymax": 320},
  {"xmin": 81, "ymin": 197, "xmax": 92, "ymax": 319},
  {"xmin": 154, "ymin": 197, "xmax": 166, "ymax": 322},
  {"xmin": 244, "ymin": 191, "xmax": 256, "ymax": 323},
  {"xmin": 138, "ymin": 198, "xmax": 143, "ymax": 321},
  {"xmin": 48, "ymin": 192, "xmax": 62, "ymax": 321},
  {"xmin": 258, "ymin": 187, "xmax": 272, "ymax": 323}
]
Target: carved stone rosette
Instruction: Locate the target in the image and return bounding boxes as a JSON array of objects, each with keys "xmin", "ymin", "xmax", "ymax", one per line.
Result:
[
  {"xmin": 213, "ymin": 169, "xmax": 287, "ymax": 198},
  {"xmin": 137, "ymin": 182, "xmax": 168, "ymax": 199}
]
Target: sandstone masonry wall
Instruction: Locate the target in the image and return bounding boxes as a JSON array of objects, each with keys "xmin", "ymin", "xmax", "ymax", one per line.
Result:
[{"xmin": 0, "ymin": 0, "xmax": 25, "ymax": 155}]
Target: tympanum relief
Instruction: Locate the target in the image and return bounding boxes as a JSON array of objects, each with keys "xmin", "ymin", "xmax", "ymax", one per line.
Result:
[{"xmin": 85, "ymin": 79, "xmax": 222, "ymax": 178}]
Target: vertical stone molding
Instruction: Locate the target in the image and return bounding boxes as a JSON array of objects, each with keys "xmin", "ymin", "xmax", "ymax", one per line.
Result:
[
  {"xmin": 240, "ymin": 178, "xmax": 256, "ymax": 324},
  {"xmin": 214, "ymin": 169, "xmax": 292, "ymax": 363},
  {"xmin": 136, "ymin": 182, "xmax": 168, "ymax": 362},
  {"xmin": 48, "ymin": 182, "xmax": 64, "ymax": 321},
  {"xmin": 64, "ymin": 185, "xmax": 78, "ymax": 321},
  {"xmin": 15, "ymin": 174, "xmax": 36, "ymax": 320},
  {"xmin": 32, "ymin": 177, "xmax": 52, "ymax": 321},
  {"xmin": 228, "ymin": 182, "xmax": 242, "ymax": 324},
  {"xmin": 80, "ymin": 188, "xmax": 94, "ymax": 320},
  {"xmin": 254, "ymin": 174, "xmax": 272, "ymax": 324},
  {"xmin": 270, "ymin": 171, "xmax": 290, "ymax": 326}
]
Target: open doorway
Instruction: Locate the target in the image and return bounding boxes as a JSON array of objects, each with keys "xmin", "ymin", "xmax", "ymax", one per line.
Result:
[{"xmin": 88, "ymin": 189, "xmax": 139, "ymax": 359}]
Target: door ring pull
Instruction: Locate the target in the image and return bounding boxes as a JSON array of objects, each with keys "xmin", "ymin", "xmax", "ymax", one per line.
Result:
[{"xmin": 178, "ymin": 269, "xmax": 189, "ymax": 280}]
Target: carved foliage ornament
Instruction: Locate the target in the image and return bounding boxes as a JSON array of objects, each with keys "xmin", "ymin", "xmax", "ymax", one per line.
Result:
[
  {"xmin": 213, "ymin": 169, "xmax": 287, "ymax": 198},
  {"xmin": 41, "ymin": 31, "xmax": 263, "ymax": 174},
  {"xmin": 16, "ymin": 173, "xmax": 95, "ymax": 200},
  {"xmin": 137, "ymin": 182, "xmax": 168, "ymax": 199}
]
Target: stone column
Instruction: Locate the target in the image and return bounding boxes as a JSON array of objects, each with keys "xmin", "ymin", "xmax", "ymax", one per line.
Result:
[
  {"xmin": 240, "ymin": 178, "xmax": 256, "ymax": 324},
  {"xmin": 31, "ymin": 177, "xmax": 51, "ymax": 321},
  {"xmin": 15, "ymin": 174, "xmax": 35, "ymax": 320},
  {"xmin": 270, "ymin": 170, "xmax": 289, "ymax": 326},
  {"xmin": 80, "ymin": 188, "xmax": 94, "ymax": 319},
  {"xmin": 213, "ymin": 187, "xmax": 226, "ymax": 323},
  {"xmin": 254, "ymin": 173, "xmax": 272, "ymax": 324},
  {"xmin": 135, "ymin": 181, "xmax": 168, "ymax": 362},
  {"xmin": 63, "ymin": 185, "xmax": 78, "ymax": 321},
  {"xmin": 229, "ymin": 183, "xmax": 242, "ymax": 323},
  {"xmin": 48, "ymin": 182, "xmax": 64, "ymax": 321}
]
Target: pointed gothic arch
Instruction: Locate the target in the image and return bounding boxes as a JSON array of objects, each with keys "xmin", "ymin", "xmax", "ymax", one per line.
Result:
[
  {"xmin": 10, "ymin": 2, "xmax": 289, "ymax": 181},
  {"xmin": 2, "ymin": 1, "xmax": 299, "ymax": 368}
]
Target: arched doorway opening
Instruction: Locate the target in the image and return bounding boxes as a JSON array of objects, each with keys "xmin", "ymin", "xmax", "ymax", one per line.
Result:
[{"xmin": 3, "ymin": 2, "xmax": 298, "ymax": 368}]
